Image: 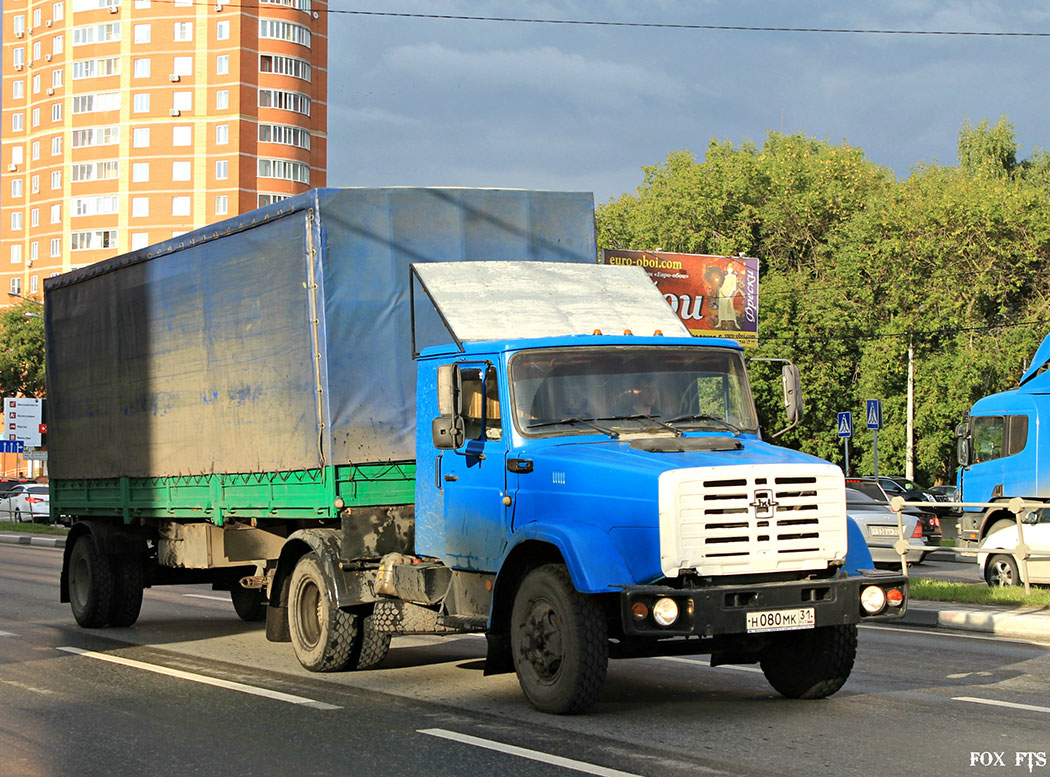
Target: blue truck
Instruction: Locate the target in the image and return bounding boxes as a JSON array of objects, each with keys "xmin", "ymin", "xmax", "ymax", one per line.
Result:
[
  {"xmin": 956, "ymin": 333, "xmax": 1050, "ymax": 548},
  {"xmin": 46, "ymin": 187, "xmax": 907, "ymax": 714}
]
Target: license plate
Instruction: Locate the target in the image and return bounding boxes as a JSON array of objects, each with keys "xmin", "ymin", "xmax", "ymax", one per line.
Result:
[
  {"xmin": 746, "ymin": 607, "xmax": 816, "ymax": 633},
  {"xmin": 869, "ymin": 526, "xmax": 899, "ymax": 537}
]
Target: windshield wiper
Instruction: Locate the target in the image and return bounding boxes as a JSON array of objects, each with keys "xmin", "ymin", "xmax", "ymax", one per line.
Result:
[
  {"xmin": 592, "ymin": 414, "xmax": 683, "ymax": 437},
  {"xmin": 664, "ymin": 413, "xmax": 742, "ymax": 436},
  {"xmin": 526, "ymin": 417, "xmax": 619, "ymax": 438}
]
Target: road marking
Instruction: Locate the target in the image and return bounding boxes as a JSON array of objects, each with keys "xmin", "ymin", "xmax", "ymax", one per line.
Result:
[
  {"xmin": 57, "ymin": 647, "xmax": 341, "ymax": 710},
  {"xmin": 0, "ymin": 630, "xmax": 17, "ymax": 637},
  {"xmin": 182, "ymin": 594, "xmax": 229, "ymax": 602},
  {"xmin": 954, "ymin": 696, "xmax": 1050, "ymax": 715},
  {"xmin": 419, "ymin": 729, "xmax": 649, "ymax": 777},
  {"xmin": 860, "ymin": 623, "xmax": 1044, "ymax": 646},
  {"xmin": 657, "ymin": 656, "xmax": 763, "ymax": 674}
]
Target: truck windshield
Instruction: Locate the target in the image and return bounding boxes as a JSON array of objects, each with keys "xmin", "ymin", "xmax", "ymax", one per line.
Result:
[{"xmin": 510, "ymin": 346, "xmax": 759, "ymax": 437}]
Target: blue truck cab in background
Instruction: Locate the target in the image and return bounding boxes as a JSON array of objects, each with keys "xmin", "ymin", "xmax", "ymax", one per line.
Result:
[{"xmin": 956, "ymin": 332, "xmax": 1050, "ymax": 547}]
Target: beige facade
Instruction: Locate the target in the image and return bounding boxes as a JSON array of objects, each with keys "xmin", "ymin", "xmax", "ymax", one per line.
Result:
[{"xmin": 1, "ymin": 0, "xmax": 328, "ymax": 304}]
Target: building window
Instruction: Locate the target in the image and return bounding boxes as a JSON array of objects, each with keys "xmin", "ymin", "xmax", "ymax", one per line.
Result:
[
  {"xmin": 13, "ymin": 48, "xmax": 26, "ymax": 69},
  {"xmin": 30, "ymin": 276, "xmax": 39, "ymax": 295},
  {"xmin": 174, "ymin": 22, "xmax": 192, "ymax": 42},
  {"xmin": 52, "ymin": 103, "xmax": 63, "ymax": 122},
  {"xmin": 11, "ymin": 245, "xmax": 23, "ymax": 264},
  {"xmin": 134, "ymin": 0, "xmax": 149, "ymax": 7},
  {"xmin": 216, "ymin": 54, "xmax": 229, "ymax": 75},
  {"xmin": 258, "ymin": 19, "xmax": 310, "ymax": 46},
  {"xmin": 52, "ymin": 69, "xmax": 63, "ymax": 88},
  {"xmin": 29, "ymin": 243, "xmax": 38, "ymax": 263},
  {"xmin": 33, "ymin": 42, "xmax": 42, "ymax": 62},
  {"xmin": 172, "ymin": 126, "xmax": 191, "ymax": 146},
  {"xmin": 50, "ymin": 238, "xmax": 62, "ymax": 257},
  {"xmin": 132, "ymin": 162, "xmax": 149, "ymax": 181},
  {"xmin": 12, "ymin": 80, "xmax": 25, "ymax": 100},
  {"xmin": 70, "ymin": 230, "xmax": 118, "ymax": 251},
  {"xmin": 132, "ymin": 127, "xmax": 149, "ymax": 147},
  {"xmin": 51, "ymin": 204, "xmax": 62, "ymax": 223},
  {"xmin": 132, "ymin": 197, "xmax": 149, "ymax": 217},
  {"xmin": 12, "ymin": 113, "xmax": 24, "ymax": 132},
  {"xmin": 53, "ymin": 2, "xmax": 65, "ymax": 21},
  {"xmin": 215, "ymin": 195, "xmax": 228, "ymax": 215},
  {"xmin": 172, "ymin": 91, "xmax": 192, "ymax": 111},
  {"xmin": 13, "ymin": 15, "xmax": 26, "ymax": 35},
  {"xmin": 11, "ymin": 212, "xmax": 23, "ymax": 231},
  {"xmin": 215, "ymin": 160, "xmax": 228, "ymax": 179},
  {"xmin": 72, "ymin": 23, "xmax": 118, "ymax": 46},
  {"xmin": 10, "ymin": 279, "xmax": 23, "ymax": 296},
  {"xmin": 172, "ymin": 161, "xmax": 191, "ymax": 181},
  {"xmin": 73, "ymin": 126, "xmax": 119, "ymax": 147},
  {"xmin": 258, "ymin": 88, "xmax": 310, "ymax": 116},
  {"xmin": 134, "ymin": 24, "xmax": 150, "ymax": 44},
  {"xmin": 171, "ymin": 196, "xmax": 191, "ymax": 216},
  {"xmin": 30, "ymin": 208, "xmax": 39, "ymax": 227},
  {"xmin": 52, "ymin": 170, "xmax": 62, "ymax": 188},
  {"xmin": 12, "ymin": 179, "xmax": 24, "ymax": 198},
  {"xmin": 33, "ymin": 8, "xmax": 42, "ymax": 26},
  {"xmin": 215, "ymin": 90, "xmax": 228, "ymax": 110},
  {"xmin": 31, "ymin": 141, "xmax": 40, "ymax": 161},
  {"xmin": 31, "ymin": 175, "xmax": 39, "ymax": 194},
  {"xmin": 131, "ymin": 233, "xmax": 149, "ymax": 250},
  {"xmin": 215, "ymin": 124, "xmax": 228, "ymax": 144},
  {"xmin": 172, "ymin": 55, "xmax": 192, "ymax": 76},
  {"xmin": 72, "ymin": 195, "xmax": 119, "ymax": 216},
  {"xmin": 258, "ymin": 158, "xmax": 310, "ymax": 184},
  {"xmin": 216, "ymin": 20, "xmax": 229, "ymax": 40},
  {"xmin": 11, "ymin": 146, "xmax": 24, "ymax": 165},
  {"xmin": 72, "ymin": 57, "xmax": 120, "ymax": 79},
  {"xmin": 51, "ymin": 136, "xmax": 63, "ymax": 155},
  {"xmin": 73, "ymin": 91, "xmax": 121, "ymax": 114},
  {"xmin": 31, "ymin": 108, "xmax": 40, "ymax": 127},
  {"xmin": 134, "ymin": 58, "xmax": 150, "ymax": 78},
  {"xmin": 71, "ymin": 161, "xmax": 117, "ymax": 181},
  {"xmin": 261, "ymin": 0, "xmax": 311, "ymax": 10},
  {"xmin": 133, "ymin": 93, "xmax": 150, "ymax": 112}
]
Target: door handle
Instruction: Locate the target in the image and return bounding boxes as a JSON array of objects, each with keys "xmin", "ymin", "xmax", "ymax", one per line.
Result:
[
  {"xmin": 507, "ymin": 458, "xmax": 533, "ymax": 474},
  {"xmin": 444, "ymin": 474, "xmax": 459, "ymax": 482}
]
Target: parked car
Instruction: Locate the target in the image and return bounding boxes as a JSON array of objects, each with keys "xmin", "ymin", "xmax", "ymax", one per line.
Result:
[
  {"xmin": 978, "ymin": 507, "xmax": 1050, "ymax": 587},
  {"xmin": 0, "ymin": 477, "xmax": 32, "ymax": 498},
  {"xmin": 845, "ymin": 488, "xmax": 928, "ymax": 568},
  {"xmin": 882, "ymin": 476, "xmax": 961, "ymax": 517},
  {"xmin": 845, "ymin": 477, "xmax": 944, "ymax": 547},
  {"xmin": 0, "ymin": 484, "xmax": 50, "ymax": 523}
]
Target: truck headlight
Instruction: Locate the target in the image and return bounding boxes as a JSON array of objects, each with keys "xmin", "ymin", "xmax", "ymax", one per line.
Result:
[
  {"xmin": 652, "ymin": 597, "xmax": 679, "ymax": 627},
  {"xmin": 860, "ymin": 585, "xmax": 887, "ymax": 615}
]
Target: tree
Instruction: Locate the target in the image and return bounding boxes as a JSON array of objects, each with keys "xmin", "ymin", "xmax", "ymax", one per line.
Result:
[
  {"xmin": 958, "ymin": 116, "xmax": 1017, "ymax": 178},
  {"xmin": 0, "ymin": 302, "xmax": 46, "ymax": 398}
]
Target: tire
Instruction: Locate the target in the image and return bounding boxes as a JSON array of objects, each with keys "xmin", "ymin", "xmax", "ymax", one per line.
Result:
[
  {"xmin": 231, "ymin": 585, "xmax": 267, "ymax": 622},
  {"xmin": 14, "ymin": 509, "xmax": 24, "ymax": 523},
  {"xmin": 760, "ymin": 624, "xmax": 857, "ymax": 699},
  {"xmin": 108, "ymin": 553, "xmax": 145, "ymax": 628},
  {"xmin": 68, "ymin": 535, "xmax": 115, "ymax": 628},
  {"xmin": 350, "ymin": 609, "xmax": 391, "ymax": 670},
  {"xmin": 985, "ymin": 554, "xmax": 1020, "ymax": 587},
  {"xmin": 288, "ymin": 552, "xmax": 358, "ymax": 672},
  {"xmin": 510, "ymin": 564, "xmax": 608, "ymax": 715}
]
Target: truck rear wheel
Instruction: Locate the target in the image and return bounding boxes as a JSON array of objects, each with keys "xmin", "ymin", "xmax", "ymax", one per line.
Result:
[
  {"xmin": 510, "ymin": 564, "xmax": 608, "ymax": 714},
  {"xmin": 231, "ymin": 585, "xmax": 267, "ymax": 622},
  {"xmin": 108, "ymin": 553, "xmax": 144, "ymax": 628},
  {"xmin": 288, "ymin": 552, "xmax": 358, "ymax": 672},
  {"xmin": 760, "ymin": 624, "xmax": 857, "ymax": 699},
  {"xmin": 351, "ymin": 610, "xmax": 391, "ymax": 670},
  {"xmin": 69, "ymin": 535, "xmax": 115, "ymax": 628}
]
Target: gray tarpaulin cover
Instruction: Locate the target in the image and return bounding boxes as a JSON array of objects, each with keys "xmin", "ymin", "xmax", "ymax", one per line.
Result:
[
  {"xmin": 413, "ymin": 261, "xmax": 689, "ymax": 344},
  {"xmin": 44, "ymin": 188, "xmax": 596, "ymax": 479}
]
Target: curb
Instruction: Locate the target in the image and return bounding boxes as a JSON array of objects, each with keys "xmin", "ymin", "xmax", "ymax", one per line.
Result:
[
  {"xmin": 901, "ymin": 602, "xmax": 1050, "ymax": 641},
  {"xmin": 0, "ymin": 533, "xmax": 66, "ymax": 549}
]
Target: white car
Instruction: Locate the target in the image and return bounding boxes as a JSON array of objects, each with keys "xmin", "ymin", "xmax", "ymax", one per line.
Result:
[
  {"xmin": 0, "ymin": 484, "xmax": 50, "ymax": 523},
  {"xmin": 978, "ymin": 508, "xmax": 1050, "ymax": 586}
]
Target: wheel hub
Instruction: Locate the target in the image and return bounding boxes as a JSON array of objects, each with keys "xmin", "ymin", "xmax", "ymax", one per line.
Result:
[{"xmin": 521, "ymin": 600, "xmax": 563, "ymax": 680}]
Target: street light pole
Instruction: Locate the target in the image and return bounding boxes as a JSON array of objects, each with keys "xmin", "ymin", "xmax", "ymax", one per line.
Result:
[{"xmin": 6, "ymin": 290, "xmax": 44, "ymax": 307}]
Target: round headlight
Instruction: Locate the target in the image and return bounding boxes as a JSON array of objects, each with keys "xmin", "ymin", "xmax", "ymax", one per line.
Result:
[
  {"xmin": 860, "ymin": 585, "xmax": 887, "ymax": 615},
  {"xmin": 652, "ymin": 597, "xmax": 679, "ymax": 627}
]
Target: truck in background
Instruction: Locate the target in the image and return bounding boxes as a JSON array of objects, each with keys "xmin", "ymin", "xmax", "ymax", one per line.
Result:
[
  {"xmin": 47, "ymin": 187, "xmax": 908, "ymax": 714},
  {"xmin": 956, "ymin": 332, "xmax": 1050, "ymax": 549}
]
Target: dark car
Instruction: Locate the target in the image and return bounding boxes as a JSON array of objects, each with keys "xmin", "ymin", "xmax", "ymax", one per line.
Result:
[{"xmin": 844, "ymin": 477, "xmax": 943, "ymax": 548}]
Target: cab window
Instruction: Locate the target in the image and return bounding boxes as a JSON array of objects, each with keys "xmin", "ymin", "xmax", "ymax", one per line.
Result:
[
  {"xmin": 971, "ymin": 414, "xmax": 1028, "ymax": 463},
  {"xmin": 461, "ymin": 365, "xmax": 501, "ymax": 442}
]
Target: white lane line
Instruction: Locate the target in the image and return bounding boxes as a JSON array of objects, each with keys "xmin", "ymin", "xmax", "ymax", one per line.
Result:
[
  {"xmin": 182, "ymin": 594, "xmax": 229, "ymax": 602},
  {"xmin": 657, "ymin": 656, "xmax": 763, "ymax": 673},
  {"xmin": 0, "ymin": 630, "xmax": 17, "ymax": 637},
  {"xmin": 954, "ymin": 696, "xmax": 1050, "ymax": 715},
  {"xmin": 419, "ymin": 729, "xmax": 649, "ymax": 777},
  {"xmin": 860, "ymin": 623, "xmax": 1043, "ymax": 645},
  {"xmin": 57, "ymin": 647, "xmax": 340, "ymax": 710}
]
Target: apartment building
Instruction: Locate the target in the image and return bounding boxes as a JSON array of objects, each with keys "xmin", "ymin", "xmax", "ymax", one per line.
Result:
[{"xmin": 1, "ymin": 0, "xmax": 328, "ymax": 303}]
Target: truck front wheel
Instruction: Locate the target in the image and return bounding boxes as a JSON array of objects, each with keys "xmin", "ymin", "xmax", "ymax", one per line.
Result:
[
  {"xmin": 510, "ymin": 564, "xmax": 608, "ymax": 714},
  {"xmin": 68, "ymin": 534, "xmax": 115, "ymax": 628},
  {"xmin": 760, "ymin": 624, "xmax": 857, "ymax": 699},
  {"xmin": 288, "ymin": 552, "xmax": 359, "ymax": 672}
]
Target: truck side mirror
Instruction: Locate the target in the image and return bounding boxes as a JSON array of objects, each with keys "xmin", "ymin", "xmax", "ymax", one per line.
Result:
[
  {"xmin": 782, "ymin": 364, "xmax": 804, "ymax": 424},
  {"xmin": 956, "ymin": 425, "xmax": 970, "ymax": 468},
  {"xmin": 433, "ymin": 364, "xmax": 465, "ymax": 449}
]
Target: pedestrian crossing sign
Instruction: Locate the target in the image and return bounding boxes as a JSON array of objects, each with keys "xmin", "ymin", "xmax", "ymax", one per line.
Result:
[
  {"xmin": 837, "ymin": 412, "xmax": 852, "ymax": 438},
  {"xmin": 866, "ymin": 399, "xmax": 882, "ymax": 430}
]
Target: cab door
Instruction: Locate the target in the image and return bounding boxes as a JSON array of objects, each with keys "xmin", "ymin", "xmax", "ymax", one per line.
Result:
[{"xmin": 440, "ymin": 363, "xmax": 511, "ymax": 571}]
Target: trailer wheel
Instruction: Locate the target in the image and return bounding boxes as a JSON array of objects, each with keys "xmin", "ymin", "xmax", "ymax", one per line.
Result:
[
  {"xmin": 108, "ymin": 554, "xmax": 144, "ymax": 628},
  {"xmin": 510, "ymin": 564, "xmax": 608, "ymax": 714},
  {"xmin": 760, "ymin": 624, "xmax": 857, "ymax": 699},
  {"xmin": 288, "ymin": 552, "xmax": 358, "ymax": 672},
  {"xmin": 231, "ymin": 586, "xmax": 267, "ymax": 622},
  {"xmin": 68, "ymin": 534, "xmax": 115, "ymax": 628},
  {"xmin": 985, "ymin": 554, "xmax": 1020, "ymax": 587}
]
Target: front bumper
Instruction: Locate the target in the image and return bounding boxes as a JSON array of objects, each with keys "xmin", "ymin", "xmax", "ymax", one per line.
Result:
[{"xmin": 619, "ymin": 572, "xmax": 908, "ymax": 639}]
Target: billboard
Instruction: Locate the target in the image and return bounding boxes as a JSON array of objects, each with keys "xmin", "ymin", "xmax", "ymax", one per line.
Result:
[
  {"xmin": 601, "ymin": 249, "xmax": 759, "ymax": 347},
  {"xmin": 5, "ymin": 397, "xmax": 44, "ymax": 447}
]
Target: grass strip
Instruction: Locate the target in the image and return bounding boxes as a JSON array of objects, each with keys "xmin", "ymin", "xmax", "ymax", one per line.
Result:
[
  {"xmin": 911, "ymin": 577, "xmax": 1050, "ymax": 608},
  {"xmin": 0, "ymin": 521, "xmax": 69, "ymax": 536}
]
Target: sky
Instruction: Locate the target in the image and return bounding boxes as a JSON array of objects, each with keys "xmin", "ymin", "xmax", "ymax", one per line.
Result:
[{"xmin": 326, "ymin": 0, "xmax": 1050, "ymax": 204}]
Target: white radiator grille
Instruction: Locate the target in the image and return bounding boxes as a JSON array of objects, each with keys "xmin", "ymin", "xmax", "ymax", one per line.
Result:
[{"xmin": 658, "ymin": 463, "xmax": 848, "ymax": 578}]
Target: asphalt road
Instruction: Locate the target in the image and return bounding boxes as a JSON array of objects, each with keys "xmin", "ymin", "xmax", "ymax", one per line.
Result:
[{"xmin": 2, "ymin": 544, "xmax": 1048, "ymax": 777}]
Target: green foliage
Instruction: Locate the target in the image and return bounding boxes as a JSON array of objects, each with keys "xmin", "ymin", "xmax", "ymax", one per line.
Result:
[
  {"xmin": 597, "ymin": 121, "xmax": 1050, "ymax": 484},
  {"xmin": 0, "ymin": 301, "xmax": 46, "ymax": 398}
]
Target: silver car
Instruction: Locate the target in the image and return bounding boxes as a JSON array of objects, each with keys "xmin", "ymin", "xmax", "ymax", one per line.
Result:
[
  {"xmin": 845, "ymin": 488, "xmax": 927, "ymax": 568},
  {"xmin": 0, "ymin": 484, "xmax": 50, "ymax": 523}
]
